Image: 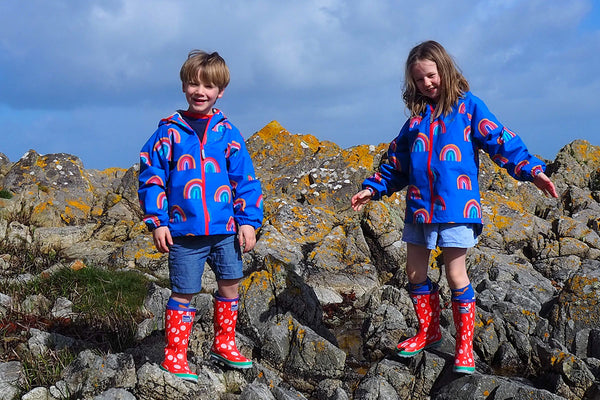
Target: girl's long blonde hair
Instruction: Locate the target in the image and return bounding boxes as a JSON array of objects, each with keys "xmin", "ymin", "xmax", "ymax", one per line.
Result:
[{"xmin": 403, "ymin": 40, "xmax": 469, "ymax": 119}]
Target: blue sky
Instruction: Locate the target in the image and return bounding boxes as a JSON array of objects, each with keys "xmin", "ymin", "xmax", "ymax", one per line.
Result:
[{"xmin": 1, "ymin": 0, "xmax": 598, "ymax": 170}]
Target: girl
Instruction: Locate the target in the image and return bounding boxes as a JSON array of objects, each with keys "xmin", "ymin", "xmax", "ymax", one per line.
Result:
[{"xmin": 351, "ymin": 40, "xmax": 557, "ymax": 374}]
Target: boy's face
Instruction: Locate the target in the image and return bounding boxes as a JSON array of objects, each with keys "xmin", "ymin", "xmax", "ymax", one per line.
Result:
[{"xmin": 182, "ymin": 78, "xmax": 224, "ymax": 115}]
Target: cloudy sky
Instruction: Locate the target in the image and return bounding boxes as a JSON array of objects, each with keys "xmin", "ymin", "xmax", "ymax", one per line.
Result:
[{"xmin": 1, "ymin": 0, "xmax": 598, "ymax": 170}]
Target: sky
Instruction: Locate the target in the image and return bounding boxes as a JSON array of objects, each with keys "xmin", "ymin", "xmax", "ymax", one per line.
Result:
[{"xmin": 1, "ymin": 0, "xmax": 599, "ymax": 170}]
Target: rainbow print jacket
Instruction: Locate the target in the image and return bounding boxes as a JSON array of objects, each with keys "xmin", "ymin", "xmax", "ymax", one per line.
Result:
[
  {"xmin": 362, "ymin": 91, "xmax": 546, "ymax": 228},
  {"xmin": 138, "ymin": 110, "xmax": 263, "ymax": 237}
]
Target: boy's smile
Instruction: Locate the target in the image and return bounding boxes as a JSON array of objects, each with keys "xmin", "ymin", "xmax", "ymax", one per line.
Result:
[{"xmin": 183, "ymin": 80, "xmax": 224, "ymax": 115}]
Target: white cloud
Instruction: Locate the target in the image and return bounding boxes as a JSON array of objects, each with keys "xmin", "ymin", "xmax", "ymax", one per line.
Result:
[{"xmin": 0, "ymin": 0, "xmax": 598, "ymax": 168}]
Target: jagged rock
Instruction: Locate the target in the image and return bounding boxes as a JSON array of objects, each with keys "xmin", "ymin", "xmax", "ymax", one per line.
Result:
[
  {"xmin": 21, "ymin": 386, "xmax": 58, "ymax": 400},
  {"xmin": 0, "ymin": 361, "xmax": 24, "ymax": 400},
  {"xmin": 134, "ymin": 362, "xmax": 213, "ymax": 400},
  {"xmin": 93, "ymin": 388, "xmax": 136, "ymax": 400},
  {"xmin": 432, "ymin": 373, "xmax": 565, "ymax": 399},
  {"xmin": 259, "ymin": 313, "xmax": 346, "ymax": 382},
  {"xmin": 27, "ymin": 328, "xmax": 75, "ymax": 357},
  {"xmin": 1, "ymin": 127, "xmax": 600, "ymax": 399},
  {"xmin": 57, "ymin": 349, "xmax": 137, "ymax": 398}
]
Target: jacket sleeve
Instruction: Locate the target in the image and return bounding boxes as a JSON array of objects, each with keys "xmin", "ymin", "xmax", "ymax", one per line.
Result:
[
  {"xmin": 470, "ymin": 96, "xmax": 546, "ymax": 182},
  {"xmin": 226, "ymin": 128, "xmax": 264, "ymax": 229},
  {"xmin": 137, "ymin": 126, "xmax": 172, "ymax": 230},
  {"xmin": 361, "ymin": 120, "xmax": 411, "ymax": 200}
]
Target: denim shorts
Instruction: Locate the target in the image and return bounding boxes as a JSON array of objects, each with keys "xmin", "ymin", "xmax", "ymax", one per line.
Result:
[
  {"xmin": 402, "ymin": 223, "xmax": 479, "ymax": 250},
  {"xmin": 168, "ymin": 234, "xmax": 243, "ymax": 294}
]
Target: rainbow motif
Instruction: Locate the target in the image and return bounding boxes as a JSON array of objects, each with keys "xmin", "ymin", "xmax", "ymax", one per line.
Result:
[
  {"xmin": 146, "ymin": 175, "xmax": 164, "ymax": 186},
  {"xmin": 433, "ymin": 195, "xmax": 446, "ymax": 210},
  {"xmin": 168, "ymin": 128, "xmax": 181, "ymax": 143},
  {"xmin": 213, "ymin": 121, "xmax": 233, "ymax": 132},
  {"xmin": 463, "ymin": 126, "xmax": 471, "ymax": 142},
  {"xmin": 440, "ymin": 144, "xmax": 461, "ymax": 161},
  {"xmin": 183, "ymin": 179, "xmax": 204, "ymax": 199},
  {"xmin": 226, "ymin": 216, "xmax": 236, "ymax": 232},
  {"xmin": 413, "ymin": 209, "xmax": 430, "ymax": 224},
  {"xmin": 256, "ymin": 194, "xmax": 264, "ymax": 209},
  {"xmin": 140, "ymin": 152, "xmax": 151, "ymax": 166},
  {"xmin": 214, "ymin": 185, "xmax": 232, "ymax": 203},
  {"xmin": 177, "ymin": 154, "xmax": 196, "ymax": 171},
  {"xmin": 389, "ymin": 140, "xmax": 397, "ymax": 152},
  {"xmin": 431, "ymin": 120, "xmax": 446, "ymax": 136},
  {"xmin": 458, "ymin": 102, "xmax": 466, "ymax": 114},
  {"xmin": 492, "ymin": 154, "xmax": 508, "ymax": 166},
  {"xmin": 498, "ymin": 127, "xmax": 516, "ymax": 145},
  {"xmin": 154, "ymin": 138, "xmax": 172, "ymax": 159},
  {"xmin": 431, "ymin": 169, "xmax": 439, "ymax": 183},
  {"xmin": 225, "ymin": 141, "xmax": 242, "ymax": 157},
  {"xmin": 411, "ymin": 133, "xmax": 430, "ymax": 152},
  {"xmin": 457, "ymin": 175, "xmax": 472, "ymax": 190},
  {"xmin": 463, "ymin": 199, "xmax": 481, "ymax": 219},
  {"xmin": 478, "ymin": 119, "xmax": 498, "ymax": 137},
  {"xmin": 409, "ymin": 116, "xmax": 422, "ymax": 129},
  {"xmin": 389, "ymin": 155, "xmax": 401, "ymax": 170},
  {"xmin": 170, "ymin": 205, "xmax": 187, "ymax": 223},
  {"xmin": 514, "ymin": 160, "xmax": 529, "ymax": 176},
  {"xmin": 531, "ymin": 165, "xmax": 543, "ymax": 177},
  {"xmin": 157, "ymin": 192, "xmax": 168, "ymax": 211},
  {"xmin": 203, "ymin": 157, "xmax": 221, "ymax": 173},
  {"xmin": 234, "ymin": 198, "xmax": 246, "ymax": 212},
  {"xmin": 143, "ymin": 215, "xmax": 160, "ymax": 227},
  {"xmin": 407, "ymin": 185, "xmax": 422, "ymax": 200}
]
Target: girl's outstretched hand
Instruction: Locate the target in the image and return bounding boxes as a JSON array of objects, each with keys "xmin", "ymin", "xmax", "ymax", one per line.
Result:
[
  {"xmin": 351, "ymin": 189, "xmax": 373, "ymax": 211},
  {"xmin": 533, "ymin": 172, "xmax": 558, "ymax": 198}
]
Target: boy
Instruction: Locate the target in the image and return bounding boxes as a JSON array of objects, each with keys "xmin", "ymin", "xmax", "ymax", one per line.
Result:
[{"xmin": 138, "ymin": 50, "xmax": 263, "ymax": 382}]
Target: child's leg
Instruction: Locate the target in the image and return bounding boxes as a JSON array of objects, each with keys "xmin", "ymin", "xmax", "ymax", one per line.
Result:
[
  {"xmin": 443, "ymin": 247, "xmax": 476, "ymax": 374},
  {"xmin": 442, "ymin": 247, "xmax": 469, "ymax": 290},
  {"xmin": 209, "ymin": 235, "xmax": 252, "ymax": 369},
  {"xmin": 406, "ymin": 243, "xmax": 431, "ymax": 284},
  {"xmin": 397, "ymin": 243, "xmax": 442, "ymax": 356},
  {"xmin": 216, "ymin": 278, "xmax": 240, "ymax": 299},
  {"xmin": 161, "ymin": 236, "xmax": 209, "ymax": 382}
]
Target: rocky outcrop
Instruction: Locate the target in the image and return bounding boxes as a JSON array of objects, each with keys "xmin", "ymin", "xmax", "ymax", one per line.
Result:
[{"xmin": 0, "ymin": 122, "xmax": 599, "ymax": 399}]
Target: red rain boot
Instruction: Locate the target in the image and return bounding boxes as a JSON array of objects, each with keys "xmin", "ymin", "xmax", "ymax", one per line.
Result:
[
  {"xmin": 397, "ymin": 286, "xmax": 442, "ymax": 357},
  {"xmin": 452, "ymin": 300, "xmax": 476, "ymax": 374},
  {"xmin": 210, "ymin": 295, "xmax": 252, "ymax": 369},
  {"xmin": 160, "ymin": 306, "xmax": 198, "ymax": 382}
]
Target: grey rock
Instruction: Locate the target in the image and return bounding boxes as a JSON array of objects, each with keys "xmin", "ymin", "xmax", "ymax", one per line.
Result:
[{"xmin": 0, "ymin": 361, "xmax": 23, "ymax": 400}]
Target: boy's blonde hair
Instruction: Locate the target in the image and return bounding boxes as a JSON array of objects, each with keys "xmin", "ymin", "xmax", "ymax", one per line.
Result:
[
  {"xmin": 180, "ymin": 50, "xmax": 230, "ymax": 90},
  {"xmin": 403, "ymin": 40, "xmax": 469, "ymax": 119}
]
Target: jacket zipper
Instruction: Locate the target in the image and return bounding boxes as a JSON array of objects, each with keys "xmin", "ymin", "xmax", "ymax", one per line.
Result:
[
  {"xmin": 426, "ymin": 105, "xmax": 435, "ymax": 223},
  {"xmin": 199, "ymin": 115, "xmax": 213, "ymax": 235}
]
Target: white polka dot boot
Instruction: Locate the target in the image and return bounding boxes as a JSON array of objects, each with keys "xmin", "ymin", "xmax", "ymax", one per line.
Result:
[
  {"xmin": 452, "ymin": 300, "xmax": 476, "ymax": 374},
  {"xmin": 397, "ymin": 287, "xmax": 442, "ymax": 357},
  {"xmin": 209, "ymin": 295, "xmax": 253, "ymax": 369},
  {"xmin": 160, "ymin": 306, "xmax": 198, "ymax": 382}
]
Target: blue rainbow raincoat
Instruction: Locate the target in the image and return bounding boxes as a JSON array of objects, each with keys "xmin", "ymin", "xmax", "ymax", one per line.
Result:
[
  {"xmin": 138, "ymin": 110, "xmax": 263, "ymax": 237},
  {"xmin": 362, "ymin": 91, "xmax": 546, "ymax": 231}
]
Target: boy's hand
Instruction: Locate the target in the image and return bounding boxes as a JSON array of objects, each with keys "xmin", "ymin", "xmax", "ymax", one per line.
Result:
[
  {"xmin": 351, "ymin": 189, "xmax": 373, "ymax": 211},
  {"xmin": 152, "ymin": 226, "xmax": 173, "ymax": 253},
  {"xmin": 238, "ymin": 225, "xmax": 256, "ymax": 253},
  {"xmin": 533, "ymin": 172, "xmax": 558, "ymax": 198}
]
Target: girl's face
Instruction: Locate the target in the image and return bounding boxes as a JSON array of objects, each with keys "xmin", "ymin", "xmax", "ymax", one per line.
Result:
[{"xmin": 411, "ymin": 59, "xmax": 441, "ymax": 102}]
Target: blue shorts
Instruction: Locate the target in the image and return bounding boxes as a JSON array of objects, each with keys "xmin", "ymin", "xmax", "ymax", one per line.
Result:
[
  {"xmin": 402, "ymin": 223, "xmax": 479, "ymax": 250},
  {"xmin": 168, "ymin": 234, "xmax": 243, "ymax": 294}
]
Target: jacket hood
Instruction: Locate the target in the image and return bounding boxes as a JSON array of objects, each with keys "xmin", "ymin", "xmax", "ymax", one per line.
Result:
[{"xmin": 158, "ymin": 109, "xmax": 226, "ymax": 132}]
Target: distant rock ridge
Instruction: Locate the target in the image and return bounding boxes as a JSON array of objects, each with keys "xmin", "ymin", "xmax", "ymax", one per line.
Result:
[{"xmin": 0, "ymin": 121, "xmax": 599, "ymax": 399}]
